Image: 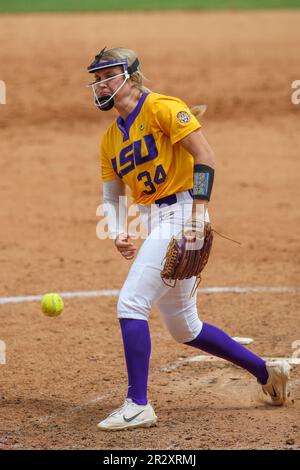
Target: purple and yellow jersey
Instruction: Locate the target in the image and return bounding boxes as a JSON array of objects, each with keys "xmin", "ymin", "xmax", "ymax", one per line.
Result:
[{"xmin": 100, "ymin": 92, "xmax": 201, "ymax": 205}]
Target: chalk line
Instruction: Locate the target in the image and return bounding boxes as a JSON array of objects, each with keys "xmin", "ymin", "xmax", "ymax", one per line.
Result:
[{"xmin": 0, "ymin": 286, "xmax": 299, "ymax": 305}]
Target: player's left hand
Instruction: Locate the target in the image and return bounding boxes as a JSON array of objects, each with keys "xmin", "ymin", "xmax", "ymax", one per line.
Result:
[
  {"xmin": 183, "ymin": 218, "xmax": 205, "ymax": 244},
  {"xmin": 160, "ymin": 218, "xmax": 213, "ymax": 291}
]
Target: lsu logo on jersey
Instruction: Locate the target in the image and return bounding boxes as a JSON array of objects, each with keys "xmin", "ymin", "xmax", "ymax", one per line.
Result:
[
  {"xmin": 111, "ymin": 134, "xmax": 158, "ymax": 178},
  {"xmin": 110, "ymin": 133, "xmax": 167, "ymax": 195}
]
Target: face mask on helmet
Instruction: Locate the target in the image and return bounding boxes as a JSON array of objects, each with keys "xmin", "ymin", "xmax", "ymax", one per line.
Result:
[
  {"xmin": 88, "ymin": 70, "xmax": 130, "ymax": 111},
  {"xmin": 95, "ymin": 96, "xmax": 114, "ymax": 111},
  {"xmin": 87, "ymin": 48, "xmax": 140, "ymax": 111}
]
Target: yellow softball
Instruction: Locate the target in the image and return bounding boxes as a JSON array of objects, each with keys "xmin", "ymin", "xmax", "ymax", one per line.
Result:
[{"xmin": 41, "ymin": 293, "xmax": 64, "ymax": 317}]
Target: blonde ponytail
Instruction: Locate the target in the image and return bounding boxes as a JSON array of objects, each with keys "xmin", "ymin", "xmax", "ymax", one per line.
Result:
[{"xmin": 190, "ymin": 104, "xmax": 207, "ymax": 121}]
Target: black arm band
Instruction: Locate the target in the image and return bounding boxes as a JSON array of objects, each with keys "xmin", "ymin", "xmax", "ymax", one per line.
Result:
[{"xmin": 193, "ymin": 164, "xmax": 215, "ymax": 201}]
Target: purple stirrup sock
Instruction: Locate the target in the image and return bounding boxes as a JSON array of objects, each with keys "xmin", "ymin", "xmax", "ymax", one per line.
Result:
[
  {"xmin": 186, "ymin": 322, "xmax": 268, "ymax": 384},
  {"xmin": 119, "ymin": 318, "xmax": 151, "ymax": 405}
]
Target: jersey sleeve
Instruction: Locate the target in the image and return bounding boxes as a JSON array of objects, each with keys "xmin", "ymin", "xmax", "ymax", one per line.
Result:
[
  {"xmin": 152, "ymin": 95, "xmax": 201, "ymax": 145},
  {"xmin": 100, "ymin": 135, "xmax": 119, "ymax": 182}
]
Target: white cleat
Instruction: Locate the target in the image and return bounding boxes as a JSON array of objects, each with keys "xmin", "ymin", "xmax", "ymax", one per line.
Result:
[
  {"xmin": 97, "ymin": 398, "xmax": 157, "ymax": 431},
  {"xmin": 262, "ymin": 361, "xmax": 291, "ymax": 406}
]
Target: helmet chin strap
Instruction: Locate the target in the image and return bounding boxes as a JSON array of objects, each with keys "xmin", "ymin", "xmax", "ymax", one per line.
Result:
[{"xmin": 92, "ymin": 70, "xmax": 130, "ymax": 111}]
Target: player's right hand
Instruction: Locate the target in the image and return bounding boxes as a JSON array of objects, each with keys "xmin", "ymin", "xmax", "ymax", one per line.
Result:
[{"xmin": 114, "ymin": 233, "xmax": 137, "ymax": 260}]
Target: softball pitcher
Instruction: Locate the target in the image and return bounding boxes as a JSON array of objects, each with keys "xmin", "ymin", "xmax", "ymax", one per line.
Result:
[{"xmin": 87, "ymin": 47, "xmax": 291, "ymax": 431}]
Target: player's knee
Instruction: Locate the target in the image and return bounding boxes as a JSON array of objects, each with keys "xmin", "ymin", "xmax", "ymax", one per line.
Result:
[
  {"xmin": 117, "ymin": 293, "xmax": 150, "ymax": 320},
  {"xmin": 166, "ymin": 318, "xmax": 203, "ymax": 344}
]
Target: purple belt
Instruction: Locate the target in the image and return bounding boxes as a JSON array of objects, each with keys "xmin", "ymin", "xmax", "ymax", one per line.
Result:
[
  {"xmin": 154, "ymin": 190, "xmax": 193, "ymax": 207},
  {"xmin": 154, "ymin": 194, "xmax": 177, "ymax": 207}
]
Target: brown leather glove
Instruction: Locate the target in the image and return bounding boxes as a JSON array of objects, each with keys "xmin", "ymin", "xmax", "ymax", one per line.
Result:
[{"xmin": 160, "ymin": 219, "xmax": 213, "ymax": 293}]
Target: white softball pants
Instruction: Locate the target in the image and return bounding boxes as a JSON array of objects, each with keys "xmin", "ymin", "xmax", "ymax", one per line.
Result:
[{"xmin": 117, "ymin": 190, "xmax": 207, "ymax": 343}]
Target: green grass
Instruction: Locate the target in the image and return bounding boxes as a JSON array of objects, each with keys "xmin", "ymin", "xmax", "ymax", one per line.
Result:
[{"xmin": 0, "ymin": 0, "xmax": 300, "ymax": 13}]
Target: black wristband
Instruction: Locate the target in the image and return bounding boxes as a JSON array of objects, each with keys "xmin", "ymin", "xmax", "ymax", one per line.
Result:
[{"xmin": 193, "ymin": 164, "xmax": 215, "ymax": 201}]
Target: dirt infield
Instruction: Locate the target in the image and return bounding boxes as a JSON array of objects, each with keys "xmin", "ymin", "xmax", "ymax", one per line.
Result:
[{"xmin": 0, "ymin": 11, "xmax": 300, "ymax": 449}]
